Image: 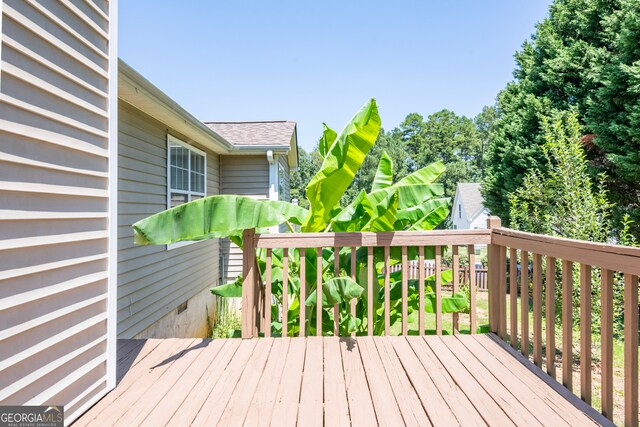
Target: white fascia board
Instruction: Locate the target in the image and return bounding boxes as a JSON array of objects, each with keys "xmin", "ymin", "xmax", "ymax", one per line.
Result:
[{"xmin": 469, "ymin": 207, "xmax": 487, "ymax": 223}]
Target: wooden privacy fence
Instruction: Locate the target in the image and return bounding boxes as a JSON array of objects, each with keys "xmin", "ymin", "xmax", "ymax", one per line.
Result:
[
  {"xmin": 241, "ymin": 228, "xmax": 491, "ymax": 339},
  {"xmin": 389, "ymin": 262, "xmax": 488, "ymax": 291}
]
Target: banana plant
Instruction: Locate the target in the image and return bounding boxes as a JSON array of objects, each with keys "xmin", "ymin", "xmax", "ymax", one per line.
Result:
[{"xmin": 133, "ymin": 98, "xmax": 467, "ymax": 336}]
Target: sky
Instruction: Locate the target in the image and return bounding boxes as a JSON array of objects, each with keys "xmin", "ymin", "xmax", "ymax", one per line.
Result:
[{"xmin": 119, "ymin": 1, "xmax": 553, "ymax": 151}]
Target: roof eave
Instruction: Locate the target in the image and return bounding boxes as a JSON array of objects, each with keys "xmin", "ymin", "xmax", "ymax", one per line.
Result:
[{"xmin": 118, "ymin": 60, "xmax": 234, "ymax": 154}]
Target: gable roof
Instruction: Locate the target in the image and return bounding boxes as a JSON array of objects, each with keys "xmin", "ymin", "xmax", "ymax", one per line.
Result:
[
  {"xmin": 204, "ymin": 121, "xmax": 296, "ymax": 148},
  {"xmin": 456, "ymin": 183, "xmax": 485, "ymax": 220}
]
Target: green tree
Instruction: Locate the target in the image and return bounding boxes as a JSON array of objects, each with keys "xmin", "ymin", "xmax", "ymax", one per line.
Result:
[
  {"xmin": 402, "ymin": 110, "xmax": 483, "ymax": 197},
  {"xmin": 482, "ymin": 0, "xmax": 640, "ymax": 228},
  {"xmin": 509, "ymin": 112, "xmax": 611, "ymax": 242},
  {"xmin": 587, "ymin": 0, "xmax": 640, "ymax": 227},
  {"xmin": 474, "ymin": 105, "xmax": 498, "ymax": 178},
  {"xmin": 290, "ymin": 147, "xmax": 322, "ymax": 209}
]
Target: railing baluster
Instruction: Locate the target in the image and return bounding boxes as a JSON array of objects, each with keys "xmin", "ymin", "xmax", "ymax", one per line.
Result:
[
  {"xmin": 601, "ymin": 268, "xmax": 614, "ymax": 420},
  {"xmin": 561, "ymin": 260, "xmax": 573, "ymax": 391},
  {"xmin": 350, "ymin": 247, "xmax": 356, "ymax": 337},
  {"xmin": 452, "ymin": 245, "xmax": 459, "ymax": 334},
  {"xmin": 367, "ymin": 246, "xmax": 374, "ymax": 336},
  {"xmin": 533, "ymin": 253, "xmax": 542, "ymax": 368},
  {"xmin": 418, "ymin": 245, "xmax": 425, "ymax": 336},
  {"xmin": 282, "ymin": 248, "xmax": 289, "ymax": 337},
  {"xmin": 580, "ymin": 263, "xmax": 592, "ymax": 404},
  {"xmin": 469, "ymin": 244, "xmax": 476, "ymax": 334},
  {"xmin": 624, "ymin": 273, "xmax": 638, "ymax": 426},
  {"xmin": 265, "ymin": 248, "xmax": 273, "ymax": 338},
  {"xmin": 402, "ymin": 246, "xmax": 409, "ymax": 336},
  {"xmin": 299, "ymin": 248, "xmax": 306, "ymax": 337},
  {"xmin": 510, "ymin": 248, "xmax": 518, "ymax": 348},
  {"xmin": 435, "ymin": 245, "xmax": 442, "ymax": 335},
  {"xmin": 499, "ymin": 246, "xmax": 507, "ymax": 340},
  {"xmin": 316, "ymin": 247, "xmax": 322, "ymax": 336},
  {"xmin": 521, "ymin": 250, "xmax": 529, "ymax": 357},
  {"xmin": 333, "ymin": 246, "xmax": 340, "ymax": 336},
  {"xmin": 546, "ymin": 256, "xmax": 556, "ymax": 378},
  {"xmin": 384, "ymin": 246, "xmax": 391, "ymax": 336}
]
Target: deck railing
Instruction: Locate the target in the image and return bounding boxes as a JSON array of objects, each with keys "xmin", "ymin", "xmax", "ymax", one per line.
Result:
[
  {"xmin": 489, "ymin": 219, "xmax": 640, "ymax": 425},
  {"xmin": 241, "ymin": 227, "xmax": 492, "ymax": 339},
  {"xmin": 240, "ymin": 217, "xmax": 640, "ymax": 425}
]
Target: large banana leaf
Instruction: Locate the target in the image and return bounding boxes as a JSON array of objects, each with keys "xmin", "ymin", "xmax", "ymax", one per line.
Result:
[
  {"xmin": 303, "ymin": 98, "xmax": 381, "ymax": 232},
  {"xmin": 133, "ymin": 195, "xmax": 308, "ymax": 245},
  {"xmin": 305, "ymin": 276, "xmax": 364, "ymax": 307},
  {"xmin": 371, "ymin": 151, "xmax": 393, "ymax": 191},
  {"xmin": 318, "ymin": 123, "xmax": 337, "ymax": 159}
]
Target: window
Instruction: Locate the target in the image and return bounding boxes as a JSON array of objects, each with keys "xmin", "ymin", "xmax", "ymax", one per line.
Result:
[
  {"xmin": 458, "ymin": 204, "xmax": 462, "ymax": 219},
  {"xmin": 168, "ymin": 135, "xmax": 206, "ymax": 207},
  {"xmin": 167, "ymin": 135, "xmax": 206, "ymax": 249}
]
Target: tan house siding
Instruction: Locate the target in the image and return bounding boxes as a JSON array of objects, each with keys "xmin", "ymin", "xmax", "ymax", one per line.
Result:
[
  {"xmin": 0, "ymin": 0, "xmax": 114, "ymax": 423},
  {"xmin": 220, "ymin": 155, "xmax": 269, "ymax": 283},
  {"xmin": 117, "ymin": 101, "xmax": 220, "ymax": 338}
]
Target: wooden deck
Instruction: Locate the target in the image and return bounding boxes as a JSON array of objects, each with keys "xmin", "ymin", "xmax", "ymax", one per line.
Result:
[{"xmin": 75, "ymin": 334, "xmax": 611, "ymax": 426}]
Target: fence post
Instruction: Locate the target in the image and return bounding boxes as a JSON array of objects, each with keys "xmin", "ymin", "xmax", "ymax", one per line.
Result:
[
  {"xmin": 241, "ymin": 228, "xmax": 256, "ymax": 339},
  {"xmin": 487, "ymin": 216, "xmax": 502, "ymax": 334}
]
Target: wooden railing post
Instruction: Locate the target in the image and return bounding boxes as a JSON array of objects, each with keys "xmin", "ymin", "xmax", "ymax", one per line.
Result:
[
  {"xmin": 241, "ymin": 228, "xmax": 257, "ymax": 339},
  {"xmin": 487, "ymin": 216, "xmax": 502, "ymax": 334}
]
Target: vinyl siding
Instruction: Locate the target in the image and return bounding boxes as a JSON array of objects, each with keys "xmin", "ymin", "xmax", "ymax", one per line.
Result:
[
  {"xmin": 0, "ymin": 0, "xmax": 113, "ymax": 424},
  {"xmin": 220, "ymin": 155, "xmax": 269, "ymax": 283},
  {"xmin": 117, "ymin": 101, "xmax": 220, "ymax": 338},
  {"xmin": 278, "ymin": 153, "xmax": 290, "ymax": 232}
]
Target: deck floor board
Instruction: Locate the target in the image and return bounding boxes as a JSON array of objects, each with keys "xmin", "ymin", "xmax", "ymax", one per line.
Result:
[{"xmin": 77, "ymin": 334, "xmax": 610, "ymax": 426}]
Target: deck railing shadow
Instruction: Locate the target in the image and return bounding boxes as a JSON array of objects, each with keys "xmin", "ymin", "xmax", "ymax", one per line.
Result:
[{"xmin": 240, "ymin": 216, "xmax": 640, "ymax": 426}]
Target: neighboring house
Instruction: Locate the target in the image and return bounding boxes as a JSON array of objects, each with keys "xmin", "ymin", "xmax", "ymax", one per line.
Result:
[
  {"xmin": 205, "ymin": 121, "xmax": 298, "ymax": 284},
  {"xmin": 118, "ymin": 62, "xmax": 298, "ymax": 339},
  {"xmin": 451, "ymin": 183, "xmax": 489, "ymax": 231}
]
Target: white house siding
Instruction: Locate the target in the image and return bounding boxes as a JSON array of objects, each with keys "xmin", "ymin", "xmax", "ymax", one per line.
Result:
[
  {"xmin": 117, "ymin": 101, "xmax": 220, "ymax": 339},
  {"xmin": 470, "ymin": 209, "xmax": 489, "ymax": 230},
  {"xmin": 0, "ymin": 0, "xmax": 115, "ymax": 424},
  {"xmin": 220, "ymin": 155, "xmax": 269, "ymax": 283}
]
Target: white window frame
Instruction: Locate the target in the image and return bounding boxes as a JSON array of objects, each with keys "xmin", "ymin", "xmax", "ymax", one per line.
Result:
[{"xmin": 166, "ymin": 134, "xmax": 207, "ymax": 250}]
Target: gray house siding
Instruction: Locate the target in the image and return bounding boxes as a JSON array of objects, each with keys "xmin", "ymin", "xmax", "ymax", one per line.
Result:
[
  {"xmin": 220, "ymin": 155, "xmax": 269, "ymax": 283},
  {"xmin": 0, "ymin": 0, "xmax": 115, "ymax": 423},
  {"xmin": 278, "ymin": 153, "xmax": 290, "ymax": 232},
  {"xmin": 117, "ymin": 101, "xmax": 220, "ymax": 338}
]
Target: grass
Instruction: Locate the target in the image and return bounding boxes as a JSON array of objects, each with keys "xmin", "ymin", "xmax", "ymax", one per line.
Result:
[
  {"xmin": 505, "ymin": 293, "xmax": 633, "ymax": 426},
  {"xmin": 389, "ymin": 290, "xmax": 490, "ymax": 335}
]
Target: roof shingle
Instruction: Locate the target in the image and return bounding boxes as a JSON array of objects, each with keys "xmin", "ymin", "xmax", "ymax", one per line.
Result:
[
  {"xmin": 204, "ymin": 121, "xmax": 296, "ymax": 148},
  {"xmin": 457, "ymin": 183, "xmax": 485, "ymax": 220}
]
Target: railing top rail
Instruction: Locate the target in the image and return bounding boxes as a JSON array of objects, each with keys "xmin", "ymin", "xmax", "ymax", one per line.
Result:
[
  {"xmin": 252, "ymin": 229, "xmax": 492, "ymax": 249},
  {"xmin": 492, "ymin": 227, "xmax": 640, "ymax": 275}
]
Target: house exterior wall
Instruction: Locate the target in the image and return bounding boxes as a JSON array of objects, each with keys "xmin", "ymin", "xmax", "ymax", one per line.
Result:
[
  {"xmin": 117, "ymin": 101, "xmax": 220, "ymax": 338},
  {"xmin": 451, "ymin": 192, "xmax": 470, "ymax": 230},
  {"xmin": 220, "ymin": 155, "xmax": 269, "ymax": 283},
  {"xmin": 469, "ymin": 209, "xmax": 489, "ymax": 230},
  {"xmin": 0, "ymin": 0, "xmax": 116, "ymax": 423},
  {"xmin": 278, "ymin": 153, "xmax": 290, "ymax": 233}
]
